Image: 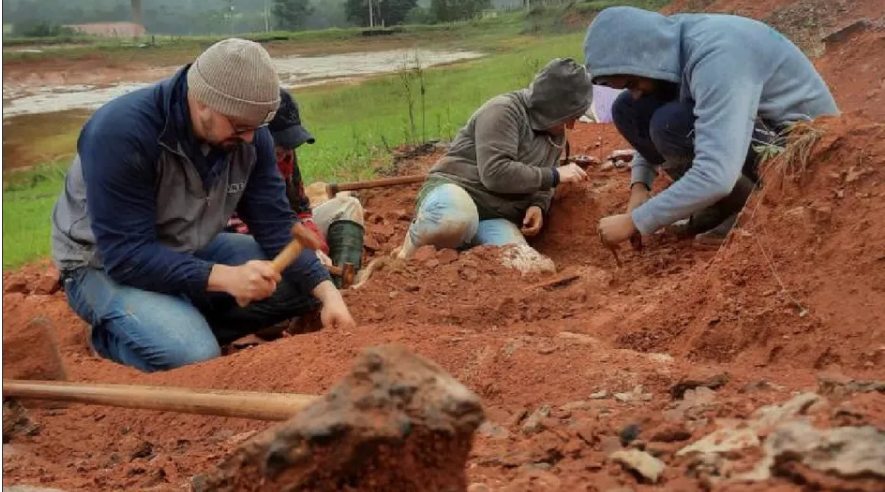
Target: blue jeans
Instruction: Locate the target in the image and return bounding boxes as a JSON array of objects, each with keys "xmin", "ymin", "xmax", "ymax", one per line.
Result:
[
  {"xmin": 611, "ymin": 91, "xmax": 783, "ymax": 183},
  {"xmin": 407, "ymin": 183, "xmax": 527, "ymax": 251},
  {"xmin": 62, "ymin": 233, "xmax": 318, "ymax": 373}
]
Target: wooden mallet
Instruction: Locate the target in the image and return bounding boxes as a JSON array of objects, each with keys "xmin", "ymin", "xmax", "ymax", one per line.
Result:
[{"xmin": 237, "ymin": 222, "xmax": 325, "ymax": 307}]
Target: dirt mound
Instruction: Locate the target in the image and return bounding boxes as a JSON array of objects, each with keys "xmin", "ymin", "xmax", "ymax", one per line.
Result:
[
  {"xmin": 618, "ymin": 115, "xmax": 885, "ymax": 372},
  {"xmin": 817, "ymin": 27, "xmax": 885, "ymax": 120}
]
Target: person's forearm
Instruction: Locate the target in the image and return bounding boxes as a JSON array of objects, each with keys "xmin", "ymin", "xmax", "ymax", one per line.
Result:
[{"xmin": 312, "ymin": 279, "xmax": 342, "ymax": 304}]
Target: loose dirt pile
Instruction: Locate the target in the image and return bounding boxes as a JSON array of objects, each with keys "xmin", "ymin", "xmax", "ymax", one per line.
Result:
[{"xmin": 3, "ymin": 5, "xmax": 885, "ymax": 492}]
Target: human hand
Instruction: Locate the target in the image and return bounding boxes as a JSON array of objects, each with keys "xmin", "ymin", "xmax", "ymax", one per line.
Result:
[
  {"xmin": 598, "ymin": 214, "xmax": 638, "ymax": 247},
  {"xmin": 521, "ymin": 206, "xmax": 544, "ymax": 237},
  {"xmin": 209, "ymin": 261, "xmax": 280, "ymax": 305},
  {"xmin": 313, "ymin": 280, "xmax": 356, "ymax": 330},
  {"xmin": 556, "ymin": 163, "xmax": 588, "ymax": 184},
  {"xmin": 321, "ymin": 299, "xmax": 356, "ymax": 330},
  {"xmin": 627, "ymin": 184, "xmax": 651, "ymax": 213}
]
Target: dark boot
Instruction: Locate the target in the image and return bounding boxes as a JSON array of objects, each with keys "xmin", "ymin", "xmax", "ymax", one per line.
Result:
[
  {"xmin": 326, "ymin": 219, "xmax": 364, "ymax": 289},
  {"xmin": 695, "ymin": 213, "xmax": 739, "ymax": 246},
  {"xmin": 667, "ymin": 174, "xmax": 757, "ymax": 240}
]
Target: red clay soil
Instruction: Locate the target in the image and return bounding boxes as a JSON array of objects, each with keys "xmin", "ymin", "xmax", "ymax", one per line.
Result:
[
  {"xmin": 4, "ymin": 117, "xmax": 883, "ymax": 491},
  {"xmin": 4, "ymin": 9, "xmax": 885, "ymax": 492}
]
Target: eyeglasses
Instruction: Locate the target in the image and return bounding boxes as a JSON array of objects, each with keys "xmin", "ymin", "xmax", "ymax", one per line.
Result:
[{"xmin": 225, "ymin": 115, "xmax": 267, "ymax": 136}]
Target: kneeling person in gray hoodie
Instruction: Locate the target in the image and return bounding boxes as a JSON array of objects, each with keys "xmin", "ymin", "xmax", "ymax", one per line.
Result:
[
  {"xmin": 396, "ymin": 58, "xmax": 593, "ymax": 259},
  {"xmin": 585, "ymin": 7, "xmax": 839, "ymax": 247}
]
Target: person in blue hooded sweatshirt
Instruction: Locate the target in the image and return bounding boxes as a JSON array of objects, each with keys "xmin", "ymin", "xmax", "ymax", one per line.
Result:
[
  {"xmin": 584, "ymin": 7, "xmax": 839, "ymax": 247},
  {"xmin": 50, "ymin": 39, "xmax": 355, "ymax": 373}
]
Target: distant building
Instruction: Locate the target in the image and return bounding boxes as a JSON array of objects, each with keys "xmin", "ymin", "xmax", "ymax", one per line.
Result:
[{"xmin": 64, "ymin": 22, "xmax": 146, "ymax": 38}]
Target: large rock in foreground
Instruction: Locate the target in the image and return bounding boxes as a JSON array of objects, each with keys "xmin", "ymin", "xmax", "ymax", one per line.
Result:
[{"xmin": 193, "ymin": 344, "xmax": 485, "ymax": 492}]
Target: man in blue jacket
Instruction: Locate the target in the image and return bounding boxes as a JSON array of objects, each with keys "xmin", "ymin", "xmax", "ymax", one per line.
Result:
[
  {"xmin": 50, "ymin": 38, "xmax": 355, "ymax": 373},
  {"xmin": 585, "ymin": 7, "xmax": 839, "ymax": 247}
]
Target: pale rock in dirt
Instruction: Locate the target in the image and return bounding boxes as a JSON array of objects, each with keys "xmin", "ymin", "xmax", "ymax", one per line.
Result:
[
  {"xmin": 559, "ymin": 400, "xmax": 593, "ymax": 412},
  {"xmin": 555, "ymin": 331, "xmax": 600, "ymax": 346},
  {"xmin": 589, "ymin": 390, "xmax": 608, "ymax": 400},
  {"xmin": 611, "ymin": 449, "xmax": 665, "ymax": 483},
  {"xmin": 478, "ymin": 421, "xmax": 510, "ymax": 440},
  {"xmin": 817, "ymin": 372, "xmax": 885, "ymax": 397},
  {"xmin": 467, "ymin": 484, "xmax": 492, "ymax": 492},
  {"xmin": 613, "ymin": 392, "xmax": 633, "ymax": 403},
  {"xmin": 499, "ymin": 245, "xmax": 556, "ymax": 275},
  {"xmin": 521, "ymin": 405, "xmax": 551, "ymax": 435},
  {"xmin": 740, "ymin": 380, "xmax": 785, "ymax": 393},
  {"xmin": 752, "ymin": 392, "xmax": 821, "ymax": 430},
  {"xmin": 676, "ymin": 425, "xmax": 760, "ymax": 457},
  {"xmin": 739, "ymin": 421, "xmax": 885, "ymax": 485},
  {"xmin": 646, "ymin": 353, "xmax": 674, "ymax": 364},
  {"xmin": 669, "ymin": 372, "xmax": 730, "ymax": 399},
  {"xmin": 664, "ymin": 387, "xmax": 717, "ymax": 421}
]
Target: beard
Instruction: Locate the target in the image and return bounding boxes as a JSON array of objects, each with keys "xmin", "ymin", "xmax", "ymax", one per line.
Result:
[
  {"xmin": 199, "ymin": 112, "xmax": 243, "ymax": 151},
  {"xmin": 217, "ymin": 137, "xmax": 244, "ymax": 151}
]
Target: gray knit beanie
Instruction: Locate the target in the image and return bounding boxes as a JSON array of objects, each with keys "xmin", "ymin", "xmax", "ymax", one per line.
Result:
[{"xmin": 187, "ymin": 38, "xmax": 281, "ymax": 127}]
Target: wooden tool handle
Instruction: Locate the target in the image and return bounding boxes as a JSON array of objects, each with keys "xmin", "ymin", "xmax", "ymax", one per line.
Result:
[
  {"xmin": 237, "ymin": 238, "xmax": 305, "ymax": 307},
  {"xmin": 271, "ymin": 239, "xmax": 304, "ymax": 274},
  {"xmin": 3, "ymin": 379, "xmax": 317, "ymax": 421},
  {"xmin": 327, "ymin": 174, "xmax": 426, "ymax": 196}
]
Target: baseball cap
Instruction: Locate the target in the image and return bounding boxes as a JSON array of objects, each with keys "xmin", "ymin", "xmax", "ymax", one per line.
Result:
[{"xmin": 268, "ymin": 89, "xmax": 316, "ymax": 149}]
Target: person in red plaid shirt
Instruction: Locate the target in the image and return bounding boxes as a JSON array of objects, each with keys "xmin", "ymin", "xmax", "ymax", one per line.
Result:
[{"xmin": 227, "ymin": 89, "xmax": 365, "ymax": 288}]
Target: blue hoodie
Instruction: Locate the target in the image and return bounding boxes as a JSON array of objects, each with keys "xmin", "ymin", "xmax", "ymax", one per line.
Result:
[{"xmin": 584, "ymin": 7, "xmax": 839, "ymax": 235}]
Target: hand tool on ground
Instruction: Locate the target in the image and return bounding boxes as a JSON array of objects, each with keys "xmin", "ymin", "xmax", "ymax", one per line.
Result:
[
  {"xmin": 325, "ymin": 262, "xmax": 356, "ymax": 289},
  {"xmin": 598, "ymin": 229, "xmax": 623, "ymax": 267},
  {"xmin": 2, "ymin": 379, "xmax": 317, "ymax": 422},
  {"xmin": 237, "ymin": 223, "xmax": 324, "ymax": 307},
  {"xmin": 629, "ymin": 232, "xmax": 643, "ymax": 252},
  {"xmin": 325, "ymin": 174, "xmax": 426, "ymax": 197},
  {"xmin": 568, "ymin": 154, "xmax": 601, "ymax": 168},
  {"xmin": 526, "ymin": 273, "xmax": 581, "ymax": 291}
]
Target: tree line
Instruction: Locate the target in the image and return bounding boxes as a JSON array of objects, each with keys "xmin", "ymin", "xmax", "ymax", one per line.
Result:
[{"xmin": 5, "ymin": 0, "xmax": 507, "ymax": 37}]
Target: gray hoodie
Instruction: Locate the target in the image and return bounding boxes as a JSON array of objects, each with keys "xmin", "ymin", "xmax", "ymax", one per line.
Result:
[
  {"xmin": 584, "ymin": 7, "xmax": 839, "ymax": 235},
  {"xmin": 428, "ymin": 58, "xmax": 593, "ymax": 224}
]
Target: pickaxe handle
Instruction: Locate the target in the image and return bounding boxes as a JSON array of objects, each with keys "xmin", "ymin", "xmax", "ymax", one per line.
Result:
[
  {"xmin": 326, "ymin": 174, "xmax": 426, "ymax": 196},
  {"xmin": 3, "ymin": 379, "xmax": 317, "ymax": 421}
]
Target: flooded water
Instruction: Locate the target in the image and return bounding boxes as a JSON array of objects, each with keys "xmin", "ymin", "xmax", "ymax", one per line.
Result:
[{"xmin": 2, "ymin": 48, "xmax": 484, "ymax": 118}]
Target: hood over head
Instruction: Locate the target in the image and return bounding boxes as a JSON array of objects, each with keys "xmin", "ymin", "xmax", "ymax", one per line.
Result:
[
  {"xmin": 583, "ymin": 7, "xmax": 682, "ymax": 84},
  {"xmin": 525, "ymin": 58, "xmax": 593, "ymax": 131}
]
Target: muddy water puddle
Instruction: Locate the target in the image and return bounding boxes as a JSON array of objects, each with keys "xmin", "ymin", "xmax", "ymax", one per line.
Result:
[{"xmin": 2, "ymin": 48, "xmax": 483, "ymax": 118}]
